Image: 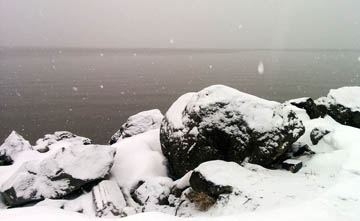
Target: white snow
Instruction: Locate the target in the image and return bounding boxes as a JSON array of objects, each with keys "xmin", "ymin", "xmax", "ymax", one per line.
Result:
[
  {"xmin": 110, "ymin": 129, "xmax": 168, "ymax": 198},
  {"xmin": 282, "ymin": 159, "xmax": 301, "ymax": 164},
  {"xmin": 165, "ymin": 92, "xmax": 195, "ymax": 129},
  {"xmin": 184, "ymin": 85, "xmax": 294, "ymax": 132},
  {"xmin": 1, "ymin": 87, "xmax": 360, "ymax": 220},
  {"xmin": 49, "ymin": 145, "xmax": 115, "ymax": 180},
  {"xmin": 327, "ymin": 87, "xmax": 360, "ymax": 112},
  {"xmin": 0, "ymin": 131, "xmax": 32, "ymax": 160},
  {"xmin": 33, "ymin": 131, "xmax": 91, "ymax": 153}
]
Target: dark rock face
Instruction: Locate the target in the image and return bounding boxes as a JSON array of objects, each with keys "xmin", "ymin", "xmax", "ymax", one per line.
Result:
[
  {"xmin": 160, "ymin": 85, "xmax": 305, "ymax": 178},
  {"xmin": 189, "ymin": 171, "xmax": 232, "ymax": 199},
  {"xmin": 310, "ymin": 128, "xmax": 331, "ymax": 145},
  {"xmin": 33, "ymin": 131, "xmax": 91, "ymax": 153},
  {"xmin": 289, "ymin": 98, "xmax": 326, "ymax": 119},
  {"xmin": 92, "ymin": 180, "xmax": 127, "ymax": 217},
  {"xmin": 0, "ymin": 131, "xmax": 32, "ymax": 166},
  {"xmin": 0, "ymin": 145, "xmax": 116, "ymax": 207},
  {"xmin": 282, "ymin": 159, "xmax": 303, "ymax": 173},
  {"xmin": 109, "ymin": 109, "xmax": 164, "ymax": 145},
  {"xmin": 315, "ymin": 87, "xmax": 360, "ymax": 129},
  {"xmin": 318, "ymin": 103, "xmax": 360, "ymax": 128},
  {"xmin": 274, "ymin": 142, "xmax": 314, "ymax": 164}
]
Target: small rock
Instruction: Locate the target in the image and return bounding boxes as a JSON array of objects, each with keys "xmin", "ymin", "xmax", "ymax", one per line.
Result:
[
  {"xmin": 315, "ymin": 87, "xmax": 360, "ymax": 128},
  {"xmin": 310, "ymin": 128, "xmax": 331, "ymax": 145},
  {"xmin": 33, "ymin": 131, "xmax": 91, "ymax": 153},
  {"xmin": 109, "ymin": 109, "xmax": 163, "ymax": 144},
  {"xmin": 189, "ymin": 171, "xmax": 233, "ymax": 199},
  {"xmin": 131, "ymin": 177, "xmax": 173, "ymax": 206},
  {"xmin": 282, "ymin": 159, "xmax": 303, "ymax": 173},
  {"xmin": 289, "ymin": 97, "xmax": 326, "ymax": 119},
  {"xmin": 0, "ymin": 131, "xmax": 32, "ymax": 166},
  {"xmin": 92, "ymin": 180, "xmax": 127, "ymax": 217},
  {"xmin": 185, "ymin": 189, "xmax": 215, "ymax": 211},
  {"xmin": 289, "ymin": 142, "xmax": 315, "ymax": 157}
]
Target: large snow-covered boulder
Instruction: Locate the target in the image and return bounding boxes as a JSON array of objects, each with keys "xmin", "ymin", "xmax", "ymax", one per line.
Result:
[
  {"xmin": 33, "ymin": 131, "xmax": 91, "ymax": 153},
  {"xmin": 0, "ymin": 131, "xmax": 32, "ymax": 166},
  {"xmin": 0, "ymin": 145, "xmax": 116, "ymax": 207},
  {"xmin": 316, "ymin": 87, "xmax": 360, "ymax": 128},
  {"xmin": 160, "ymin": 85, "xmax": 305, "ymax": 178},
  {"xmin": 109, "ymin": 109, "xmax": 164, "ymax": 144}
]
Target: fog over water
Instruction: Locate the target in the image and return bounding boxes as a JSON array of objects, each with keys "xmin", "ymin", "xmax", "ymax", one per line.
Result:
[
  {"xmin": 1, "ymin": 1, "xmax": 360, "ymax": 143},
  {"xmin": 1, "ymin": 0, "xmax": 360, "ymax": 49}
]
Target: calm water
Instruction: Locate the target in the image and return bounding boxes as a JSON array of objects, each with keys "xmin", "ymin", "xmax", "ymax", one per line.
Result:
[{"xmin": 1, "ymin": 48, "xmax": 360, "ymax": 144}]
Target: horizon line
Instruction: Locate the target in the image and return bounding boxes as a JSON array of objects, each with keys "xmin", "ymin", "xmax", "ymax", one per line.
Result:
[{"xmin": 1, "ymin": 46, "xmax": 360, "ymax": 52}]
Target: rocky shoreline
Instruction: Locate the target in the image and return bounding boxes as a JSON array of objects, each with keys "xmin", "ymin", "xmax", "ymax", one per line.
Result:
[{"xmin": 1, "ymin": 85, "xmax": 359, "ymax": 220}]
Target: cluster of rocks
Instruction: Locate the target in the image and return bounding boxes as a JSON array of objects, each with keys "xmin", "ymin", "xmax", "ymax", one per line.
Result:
[
  {"xmin": 289, "ymin": 87, "xmax": 360, "ymax": 128},
  {"xmin": 1, "ymin": 85, "xmax": 359, "ymax": 217}
]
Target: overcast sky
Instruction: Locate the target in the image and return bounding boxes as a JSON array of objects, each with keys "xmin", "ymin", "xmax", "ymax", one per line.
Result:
[{"xmin": 1, "ymin": 0, "xmax": 360, "ymax": 49}]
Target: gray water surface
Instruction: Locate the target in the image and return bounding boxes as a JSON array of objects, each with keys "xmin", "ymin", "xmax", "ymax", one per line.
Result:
[{"xmin": 1, "ymin": 48, "xmax": 360, "ymax": 144}]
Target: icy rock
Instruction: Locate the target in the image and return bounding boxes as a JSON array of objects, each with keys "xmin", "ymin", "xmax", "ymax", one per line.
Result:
[
  {"xmin": 33, "ymin": 131, "xmax": 91, "ymax": 153},
  {"xmin": 160, "ymin": 85, "xmax": 305, "ymax": 178},
  {"xmin": 310, "ymin": 128, "xmax": 331, "ymax": 145},
  {"xmin": 131, "ymin": 177, "xmax": 173, "ymax": 206},
  {"xmin": 315, "ymin": 87, "xmax": 360, "ymax": 128},
  {"xmin": 275, "ymin": 142, "xmax": 315, "ymax": 164},
  {"xmin": 282, "ymin": 159, "xmax": 302, "ymax": 173},
  {"xmin": 189, "ymin": 171, "xmax": 233, "ymax": 199},
  {"xmin": 0, "ymin": 145, "xmax": 116, "ymax": 207},
  {"xmin": 92, "ymin": 180, "xmax": 127, "ymax": 217},
  {"xmin": 0, "ymin": 131, "xmax": 32, "ymax": 166},
  {"xmin": 288, "ymin": 97, "xmax": 326, "ymax": 119},
  {"xmin": 109, "ymin": 109, "xmax": 164, "ymax": 144},
  {"xmin": 288, "ymin": 142, "xmax": 314, "ymax": 157}
]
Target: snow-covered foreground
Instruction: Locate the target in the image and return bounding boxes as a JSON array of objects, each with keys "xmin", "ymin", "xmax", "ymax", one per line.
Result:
[
  {"xmin": 1, "ymin": 86, "xmax": 360, "ymax": 220},
  {"xmin": 1, "ymin": 118, "xmax": 359, "ymax": 220}
]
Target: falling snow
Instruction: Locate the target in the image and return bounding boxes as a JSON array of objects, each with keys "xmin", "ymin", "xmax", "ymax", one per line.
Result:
[
  {"xmin": 72, "ymin": 87, "xmax": 78, "ymax": 92},
  {"xmin": 100, "ymin": 53, "xmax": 104, "ymax": 57},
  {"xmin": 100, "ymin": 85, "xmax": 104, "ymax": 89},
  {"xmin": 257, "ymin": 61, "xmax": 264, "ymax": 74},
  {"xmin": 238, "ymin": 24, "xmax": 243, "ymax": 29},
  {"xmin": 209, "ymin": 64, "xmax": 213, "ymax": 69},
  {"xmin": 169, "ymin": 38, "xmax": 174, "ymax": 44}
]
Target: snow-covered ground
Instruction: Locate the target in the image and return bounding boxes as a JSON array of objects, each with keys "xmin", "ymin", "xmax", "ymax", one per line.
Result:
[{"xmin": 1, "ymin": 87, "xmax": 360, "ymax": 221}]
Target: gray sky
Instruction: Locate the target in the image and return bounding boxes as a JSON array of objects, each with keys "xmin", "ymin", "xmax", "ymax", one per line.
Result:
[{"xmin": 1, "ymin": 0, "xmax": 360, "ymax": 49}]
